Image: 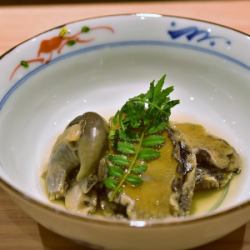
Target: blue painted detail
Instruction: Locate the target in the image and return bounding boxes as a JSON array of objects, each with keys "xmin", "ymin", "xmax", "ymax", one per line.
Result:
[
  {"xmin": 168, "ymin": 26, "xmax": 231, "ymax": 46},
  {"xmin": 210, "ymin": 41, "xmax": 215, "ymax": 46},
  {"xmin": 1, "ymin": 40, "xmax": 249, "ymax": 110},
  {"xmin": 170, "ymin": 21, "xmax": 176, "ymax": 27}
]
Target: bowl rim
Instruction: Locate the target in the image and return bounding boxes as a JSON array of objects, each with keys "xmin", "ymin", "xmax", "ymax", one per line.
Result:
[
  {"xmin": 0, "ymin": 13, "xmax": 249, "ymax": 228},
  {"xmin": 1, "ymin": 12, "xmax": 249, "ymax": 60}
]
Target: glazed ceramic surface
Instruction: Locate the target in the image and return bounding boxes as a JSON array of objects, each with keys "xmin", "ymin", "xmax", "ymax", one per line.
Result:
[{"xmin": 0, "ymin": 14, "xmax": 250, "ymax": 250}]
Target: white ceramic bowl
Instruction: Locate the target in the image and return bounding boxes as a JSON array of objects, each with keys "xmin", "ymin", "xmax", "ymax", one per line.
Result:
[{"xmin": 0, "ymin": 14, "xmax": 250, "ymax": 250}]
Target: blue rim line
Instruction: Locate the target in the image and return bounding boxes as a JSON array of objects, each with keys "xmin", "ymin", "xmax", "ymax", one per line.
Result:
[{"xmin": 1, "ymin": 40, "xmax": 249, "ymax": 110}]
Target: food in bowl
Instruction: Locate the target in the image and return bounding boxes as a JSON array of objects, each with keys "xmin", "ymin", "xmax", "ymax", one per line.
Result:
[
  {"xmin": 0, "ymin": 12, "xmax": 249, "ymax": 250},
  {"xmin": 43, "ymin": 75, "xmax": 241, "ymax": 219}
]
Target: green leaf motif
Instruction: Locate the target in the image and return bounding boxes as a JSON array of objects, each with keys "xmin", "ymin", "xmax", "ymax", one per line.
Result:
[
  {"xmin": 154, "ymin": 74, "xmax": 166, "ymax": 98},
  {"xmin": 113, "ymin": 112, "xmax": 119, "ymax": 124},
  {"xmin": 104, "ymin": 178, "xmax": 117, "ymax": 190},
  {"xmin": 168, "ymin": 100, "xmax": 180, "ymax": 108},
  {"xmin": 147, "ymin": 122, "xmax": 167, "ymax": 134},
  {"xmin": 108, "ymin": 130, "xmax": 116, "ymax": 140},
  {"xmin": 20, "ymin": 60, "xmax": 29, "ymax": 68},
  {"xmin": 108, "ymin": 155, "xmax": 129, "ymax": 166},
  {"xmin": 126, "ymin": 175, "xmax": 143, "ymax": 186},
  {"xmin": 117, "ymin": 141, "xmax": 135, "ymax": 154},
  {"xmin": 108, "ymin": 166, "xmax": 124, "ymax": 178},
  {"xmin": 81, "ymin": 26, "xmax": 90, "ymax": 33},
  {"xmin": 131, "ymin": 164, "xmax": 147, "ymax": 174},
  {"xmin": 67, "ymin": 40, "xmax": 76, "ymax": 46},
  {"xmin": 142, "ymin": 135, "xmax": 165, "ymax": 147},
  {"xmin": 138, "ymin": 148, "xmax": 160, "ymax": 161}
]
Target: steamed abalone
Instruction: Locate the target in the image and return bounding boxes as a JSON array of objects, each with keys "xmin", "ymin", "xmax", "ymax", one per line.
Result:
[
  {"xmin": 123, "ymin": 133, "xmax": 178, "ymax": 219},
  {"xmin": 168, "ymin": 123, "xmax": 241, "ymax": 216}
]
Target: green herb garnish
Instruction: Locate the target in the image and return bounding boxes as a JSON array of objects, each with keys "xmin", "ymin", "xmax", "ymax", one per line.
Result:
[
  {"xmin": 20, "ymin": 60, "xmax": 29, "ymax": 68},
  {"xmin": 67, "ymin": 40, "xmax": 76, "ymax": 46},
  {"xmin": 81, "ymin": 26, "xmax": 90, "ymax": 33},
  {"xmin": 104, "ymin": 75, "xmax": 179, "ymax": 200}
]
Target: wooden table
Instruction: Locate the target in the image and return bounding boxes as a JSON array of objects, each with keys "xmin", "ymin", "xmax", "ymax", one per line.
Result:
[{"xmin": 0, "ymin": 1, "xmax": 249, "ymax": 249}]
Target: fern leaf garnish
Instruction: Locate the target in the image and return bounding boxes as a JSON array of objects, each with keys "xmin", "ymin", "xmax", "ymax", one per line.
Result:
[
  {"xmin": 103, "ymin": 75, "xmax": 179, "ymax": 200},
  {"xmin": 142, "ymin": 135, "xmax": 165, "ymax": 147}
]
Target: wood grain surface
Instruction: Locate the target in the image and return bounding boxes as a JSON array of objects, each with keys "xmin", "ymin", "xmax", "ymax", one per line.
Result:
[{"xmin": 0, "ymin": 1, "xmax": 250, "ymax": 250}]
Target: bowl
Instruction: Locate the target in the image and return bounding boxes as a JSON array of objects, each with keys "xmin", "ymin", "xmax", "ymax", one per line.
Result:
[{"xmin": 0, "ymin": 13, "xmax": 250, "ymax": 250}]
